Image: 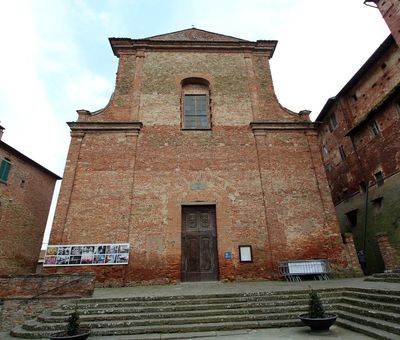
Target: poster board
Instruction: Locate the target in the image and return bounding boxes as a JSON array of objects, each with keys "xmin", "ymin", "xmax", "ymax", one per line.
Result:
[{"xmin": 43, "ymin": 243, "xmax": 130, "ymax": 267}]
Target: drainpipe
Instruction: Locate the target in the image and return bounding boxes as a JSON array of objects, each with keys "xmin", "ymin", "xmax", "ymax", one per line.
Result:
[{"xmin": 363, "ymin": 182, "xmax": 369, "ymax": 253}]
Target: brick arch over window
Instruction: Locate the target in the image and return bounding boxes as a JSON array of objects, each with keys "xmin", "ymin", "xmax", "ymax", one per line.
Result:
[{"xmin": 181, "ymin": 77, "xmax": 211, "ymax": 129}]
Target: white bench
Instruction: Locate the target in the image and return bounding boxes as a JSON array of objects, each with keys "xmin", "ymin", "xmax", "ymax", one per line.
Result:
[{"xmin": 279, "ymin": 259, "xmax": 330, "ymax": 282}]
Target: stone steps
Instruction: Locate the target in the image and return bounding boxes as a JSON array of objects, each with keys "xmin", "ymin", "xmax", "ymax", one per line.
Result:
[
  {"xmin": 51, "ymin": 299, "xmax": 314, "ymax": 316},
  {"xmin": 364, "ymin": 272, "xmax": 400, "ymax": 283},
  {"xmin": 62, "ymin": 291, "xmax": 342, "ymax": 310},
  {"xmin": 342, "ymin": 290, "xmax": 400, "ymax": 304},
  {"xmin": 337, "ymin": 310, "xmax": 400, "ymax": 336},
  {"xmin": 11, "ymin": 319, "xmax": 303, "ymax": 338},
  {"xmin": 24, "ymin": 312, "xmax": 302, "ymax": 331},
  {"xmin": 336, "ymin": 318, "xmax": 398, "ymax": 340},
  {"xmin": 38, "ymin": 305, "xmax": 309, "ymax": 323},
  {"xmin": 336, "ymin": 303, "xmax": 400, "ymax": 323},
  {"xmin": 9, "ymin": 287, "xmax": 400, "ymax": 339},
  {"xmin": 341, "ymin": 296, "xmax": 400, "ymax": 314}
]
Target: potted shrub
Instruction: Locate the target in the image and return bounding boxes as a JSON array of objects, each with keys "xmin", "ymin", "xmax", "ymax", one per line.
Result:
[
  {"xmin": 299, "ymin": 290, "xmax": 337, "ymax": 331},
  {"xmin": 49, "ymin": 305, "xmax": 90, "ymax": 340}
]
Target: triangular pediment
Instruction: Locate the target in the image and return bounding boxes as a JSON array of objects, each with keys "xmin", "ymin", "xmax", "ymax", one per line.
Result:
[{"xmin": 146, "ymin": 28, "xmax": 248, "ymax": 42}]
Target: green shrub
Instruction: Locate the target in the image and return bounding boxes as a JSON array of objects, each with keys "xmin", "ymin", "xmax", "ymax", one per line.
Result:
[
  {"xmin": 66, "ymin": 307, "xmax": 81, "ymax": 336},
  {"xmin": 308, "ymin": 290, "xmax": 325, "ymax": 318}
]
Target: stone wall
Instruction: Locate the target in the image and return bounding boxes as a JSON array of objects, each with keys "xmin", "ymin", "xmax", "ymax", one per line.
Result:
[
  {"xmin": 0, "ymin": 273, "xmax": 95, "ymax": 298},
  {"xmin": 0, "ymin": 297, "xmax": 73, "ymax": 331}
]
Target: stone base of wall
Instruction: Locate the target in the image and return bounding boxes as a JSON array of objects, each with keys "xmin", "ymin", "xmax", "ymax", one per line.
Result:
[
  {"xmin": 0, "ymin": 273, "xmax": 95, "ymax": 332},
  {"xmin": 0, "ymin": 297, "xmax": 74, "ymax": 331},
  {"xmin": 0, "ymin": 272, "xmax": 95, "ymax": 298}
]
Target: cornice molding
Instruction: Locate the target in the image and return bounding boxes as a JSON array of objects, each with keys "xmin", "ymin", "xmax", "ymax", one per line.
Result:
[
  {"xmin": 68, "ymin": 121, "xmax": 143, "ymax": 132},
  {"xmin": 109, "ymin": 38, "xmax": 277, "ymax": 58},
  {"xmin": 250, "ymin": 121, "xmax": 319, "ymax": 131}
]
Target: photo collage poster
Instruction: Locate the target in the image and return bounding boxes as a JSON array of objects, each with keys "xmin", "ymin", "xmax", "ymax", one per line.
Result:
[{"xmin": 43, "ymin": 243, "xmax": 130, "ymax": 266}]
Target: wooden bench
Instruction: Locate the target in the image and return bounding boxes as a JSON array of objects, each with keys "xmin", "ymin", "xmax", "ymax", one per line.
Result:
[{"xmin": 278, "ymin": 259, "xmax": 330, "ymax": 282}]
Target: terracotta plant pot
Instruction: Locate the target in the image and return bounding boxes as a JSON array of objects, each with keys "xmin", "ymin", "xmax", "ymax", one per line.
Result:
[
  {"xmin": 49, "ymin": 330, "xmax": 90, "ymax": 340},
  {"xmin": 299, "ymin": 313, "xmax": 337, "ymax": 331}
]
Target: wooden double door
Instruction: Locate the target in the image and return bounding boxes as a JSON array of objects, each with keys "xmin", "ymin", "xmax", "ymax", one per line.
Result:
[{"xmin": 181, "ymin": 205, "xmax": 219, "ymax": 282}]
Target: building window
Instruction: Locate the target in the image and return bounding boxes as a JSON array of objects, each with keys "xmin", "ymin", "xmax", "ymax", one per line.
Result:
[
  {"xmin": 359, "ymin": 181, "xmax": 367, "ymax": 194},
  {"xmin": 371, "ymin": 197, "xmax": 383, "ymax": 214},
  {"xmin": 325, "ymin": 163, "xmax": 333, "ymax": 172},
  {"xmin": 342, "ymin": 189, "xmax": 349, "ymax": 201},
  {"xmin": 345, "ymin": 209, "xmax": 358, "ymax": 227},
  {"xmin": 183, "ymin": 94, "xmax": 209, "ymax": 129},
  {"xmin": 328, "ymin": 112, "xmax": 337, "ymax": 132},
  {"xmin": 339, "ymin": 145, "xmax": 347, "ymax": 161},
  {"xmin": 369, "ymin": 120, "xmax": 380, "ymax": 137},
  {"xmin": 181, "ymin": 77, "xmax": 211, "ymax": 130},
  {"xmin": 0, "ymin": 158, "xmax": 11, "ymax": 183},
  {"xmin": 374, "ymin": 171, "xmax": 384, "ymax": 187}
]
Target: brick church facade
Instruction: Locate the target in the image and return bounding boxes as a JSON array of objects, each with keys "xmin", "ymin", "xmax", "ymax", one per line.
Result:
[{"xmin": 45, "ymin": 29, "xmax": 358, "ymax": 284}]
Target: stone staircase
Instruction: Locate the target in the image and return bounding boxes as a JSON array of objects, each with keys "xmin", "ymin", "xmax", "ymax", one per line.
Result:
[
  {"xmin": 10, "ymin": 288, "xmax": 400, "ymax": 339},
  {"xmin": 365, "ymin": 270, "xmax": 400, "ymax": 283},
  {"xmin": 335, "ymin": 288, "xmax": 400, "ymax": 339}
]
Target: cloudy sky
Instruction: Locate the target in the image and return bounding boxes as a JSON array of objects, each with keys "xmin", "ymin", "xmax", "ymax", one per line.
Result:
[{"xmin": 0, "ymin": 1, "xmax": 389, "ymax": 247}]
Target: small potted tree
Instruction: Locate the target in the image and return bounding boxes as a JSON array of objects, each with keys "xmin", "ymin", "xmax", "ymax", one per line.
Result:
[
  {"xmin": 49, "ymin": 305, "xmax": 90, "ymax": 340},
  {"xmin": 299, "ymin": 290, "xmax": 337, "ymax": 331}
]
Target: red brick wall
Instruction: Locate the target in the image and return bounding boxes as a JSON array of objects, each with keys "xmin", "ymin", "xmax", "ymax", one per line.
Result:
[
  {"xmin": 373, "ymin": 0, "xmax": 400, "ymax": 47},
  {"xmin": 0, "ymin": 145, "xmax": 59, "ymax": 274},
  {"xmin": 376, "ymin": 232, "xmax": 398, "ymax": 270},
  {"xmin": 0, "ymin": 272, "xmax": 95, "ymax": 298},
  {"xmin": 47, "ymin": 36, "xmax": 352, "ymax": 284},
  {"xmin": 318, "ymin": 38, "xmax": 400, "ymax": 204}
]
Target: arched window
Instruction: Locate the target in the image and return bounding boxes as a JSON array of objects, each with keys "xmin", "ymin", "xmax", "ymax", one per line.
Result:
[{"xmin": 181, "ymin": 77, "xmax": 211, "ymax": 129}]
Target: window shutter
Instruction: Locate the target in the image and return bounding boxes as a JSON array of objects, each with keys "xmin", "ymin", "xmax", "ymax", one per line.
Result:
[{"xmin": 0, "ymin": 159, "xmax": 11, "ymax": 183}]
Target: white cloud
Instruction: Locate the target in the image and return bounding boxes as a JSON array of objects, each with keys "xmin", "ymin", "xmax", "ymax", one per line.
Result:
[{"xmin": 66, "ymin": 71, "xmax": 113, "ymax": 111}]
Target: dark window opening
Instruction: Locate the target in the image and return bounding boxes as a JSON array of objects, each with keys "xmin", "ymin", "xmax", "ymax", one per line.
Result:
[
  {"xmin": 183, "ymin": 94, "xmax": 209, "ymax": 129},
  {"xmin": 325, "ymin": 163, "xmax": 333, "ymax": 172},
  {"xmin": 359, "ymin": 181, "xmax": 367, "ymax": 194},
  {"xmin": 328, "ymin": 112, "xmax": 337, "ymax": 132},
  {"xmin": 345, "ymin": 209, "xmax": 358, "ymax": 227},
  {"xmin": 0, "ymin": 159, "xmax": 11, "ymax": 183},
  {"xmin": 339, "ymin": 145, "xmax": 347, "ymax": 161},
  {"xmin": 371, "ymin": 197, "xmax": 383, "ymax": 213},
  {"xmin": 369, "ymin": 120, "xmax": 380, "ymax": 137},
  {"xmin": 374, "ymin": 171, "xmax": 384, "ymax": 187},
  {"xmin": 343, "ymin": 189, "xmax": 349, "ymax": 201}
]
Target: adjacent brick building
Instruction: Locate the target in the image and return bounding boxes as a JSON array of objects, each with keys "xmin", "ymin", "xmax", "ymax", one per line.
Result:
[
  {"xmin": 46, "ymin": 29, "xmax": 358, "ymax": 284},
  {"xmin": 316, "ymin": 34, "xmax": 400, "ymax": 273},
  {"xmin": 365, "ymin": 0, "xmax": 400, "ymax": 46},
  {"xmin": 0, "ymin": 126, "xmax": 61, "ymax": 274}
]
